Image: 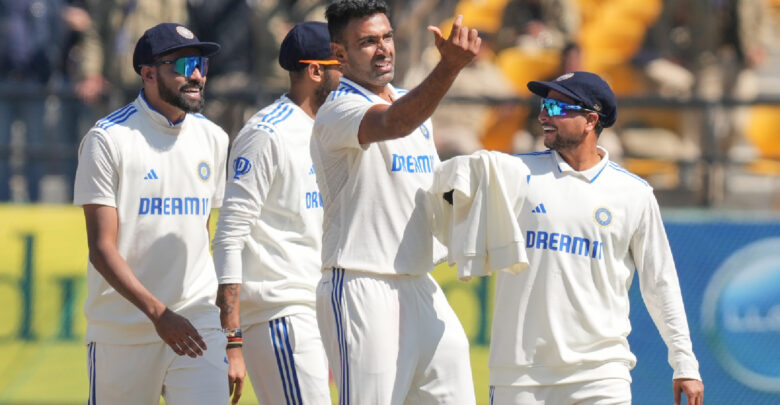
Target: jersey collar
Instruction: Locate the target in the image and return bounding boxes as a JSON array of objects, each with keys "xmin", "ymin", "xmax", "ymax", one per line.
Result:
[
  {"xmin": 551, "ymin": 146, "xmax": 610, "ymax": 183},
  {"xmin": 338, "ymin": 77, "xmax": 400, "ymax": 104},
  {"xmin": 136, "ymin": 90, "xmax": 187, "ymax": 130}
]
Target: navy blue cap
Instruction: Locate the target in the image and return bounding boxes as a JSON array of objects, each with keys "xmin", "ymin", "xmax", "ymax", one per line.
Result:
[
  {"xmin": 528, "ymin": 71, "xmax": 617, "ymax": 128},
  {"xmin": 279, "ymin": 22, "xmax": 338, "ymax": 71},
  {"xmin": 133, "ymin": 23, "xmax": 220, "ymax": 74}
]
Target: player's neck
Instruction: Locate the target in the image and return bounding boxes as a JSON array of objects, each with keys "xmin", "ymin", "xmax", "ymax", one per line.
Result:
[
  {"xmin": 287, "ymin": 88, "xmax": 316, "ymax": 119},
  {"xmin": 345, "ymin": 74, "xmax": 393, "ymax": 102},
  {"xmin": 555, "ymin": 139, "xmax": 603, "ymax": 171}
]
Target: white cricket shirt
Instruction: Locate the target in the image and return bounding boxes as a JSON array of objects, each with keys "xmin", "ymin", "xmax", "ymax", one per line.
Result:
[
  {"xmin": 213, "ymin": 95, "xmax": 323, "ymax": 325},
  {"xmin": 489, "ymin": 147, "xmax": 701, "ymax": 386},
  {"xmin": 74, "ymin": 92, "xmax": 228, "ymax": 344},
  {"xmin": 311, "ymin": 77, "xmax": 444, "ymax": 275}
]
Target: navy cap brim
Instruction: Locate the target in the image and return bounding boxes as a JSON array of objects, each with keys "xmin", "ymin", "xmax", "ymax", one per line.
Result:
[
  {"xmin": 528, "ymin": 80, "xmax": 582, "ymax": 104},
  {"xmin": 157, "ymin": 42, "xmax": 221, "ymax": 59}
]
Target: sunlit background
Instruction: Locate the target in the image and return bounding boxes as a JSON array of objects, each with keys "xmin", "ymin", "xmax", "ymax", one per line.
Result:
[{"xmin": 1, "ymin": 0, "xmax": 779, "ymax": 404}]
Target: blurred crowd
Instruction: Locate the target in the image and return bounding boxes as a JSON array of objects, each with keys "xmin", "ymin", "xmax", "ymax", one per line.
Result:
[{"xmin": 1, "ymin": 0, "xmax": 779, "ymax": 206}]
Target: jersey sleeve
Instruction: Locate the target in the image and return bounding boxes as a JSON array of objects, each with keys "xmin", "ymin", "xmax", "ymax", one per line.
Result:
[
  {"xmin": 313, "ymin": 94, "xmax": 372, "ymax": 151},
  {"xmin": 212, "ymin": 123, "xmax": 282, "ymax": 284},
  {"xmin": 73, "ymin": 129, "xmax": 118, "ymax": 207},
  {"xmin": 631, "ymin": 192, "xmax": 701, "ymax": 381},
  {"xmin": 210, "ymin": 127, "xmax": 230, "ymax": 209}
]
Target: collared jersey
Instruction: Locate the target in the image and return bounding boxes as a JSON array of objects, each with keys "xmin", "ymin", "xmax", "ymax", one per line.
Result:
[
  {"xmin": 213, "ymin": 94, "xmax": 323, "ymax": 325},
  {"xmin": 311, "ymin": 77, "xmax": 445, "ymax": 275},
  {"xmin": 74, "ymin": 92, "xmax": 229, "ymax": 344},
  {"xmin": 489, "ymin": 147, "xmax": 701, "ymax": 386}
]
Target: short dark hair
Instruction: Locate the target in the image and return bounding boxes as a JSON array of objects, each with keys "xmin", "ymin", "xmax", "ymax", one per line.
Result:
[
  {"xmin": 325, "ymin": 0, "xmax": 389, "ymax": 43},
  {"xmin": 595, "ymin": 120, "xmax": 604, "ymax": 136}
]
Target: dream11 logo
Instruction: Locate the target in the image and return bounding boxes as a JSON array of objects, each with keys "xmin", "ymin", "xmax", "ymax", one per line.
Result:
[{"xmin": 701, "ymin": 237, "xmax": 780, "ymax": 392}]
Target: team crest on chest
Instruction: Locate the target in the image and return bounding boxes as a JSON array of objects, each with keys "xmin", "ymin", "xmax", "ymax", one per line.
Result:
[
  {"xmin": 419, "ymin": 124, "xmax": 430, "ymax": 139},
  {"xmin": 594, "ymin": 207, "xmax": 612, "ymax": 227},
  {"xmin": 198, "ymin": 161, "xmax": 211, "ymax": 181}
]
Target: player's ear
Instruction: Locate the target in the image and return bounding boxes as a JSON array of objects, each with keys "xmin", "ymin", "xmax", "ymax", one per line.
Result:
[
  {"xmin": 140, "ymin": 65, "xmax": 156, "ymax": 84},
  {"xmin": 307, "ymin": 63, "xmax": 323, "ymax": 83},
  {"xmin": 332, "ymin": 42, "xmax": 347, "ymax": 65},
  {"xmin": 585, "ymin": 112, "xmax": 599, "ymax": 132}
]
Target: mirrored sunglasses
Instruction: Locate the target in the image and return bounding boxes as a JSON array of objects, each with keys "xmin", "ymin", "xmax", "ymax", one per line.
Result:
[
  {"xmin": 541, "ymin": 97, "xmax": 596, "ymax": 118},
  {"xmin": 152, "ymin": 56, "xmax": 209, "ymax": 77}
]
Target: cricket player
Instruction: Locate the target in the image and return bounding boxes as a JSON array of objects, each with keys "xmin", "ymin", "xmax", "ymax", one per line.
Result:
[
  {"xmin": 488, "ymin": 71, "xmax": 704, "ymax": 405},
  {"xmin": 212, "ymin": 21, "xmax": 341, "ymax": 405},
  {"xmin": 74, "ymin": 23, "xmax": 229, "ymax": 404},
  {"xmin": 310, "ymin": 1, "xmax": 481, "ymax": 403}
]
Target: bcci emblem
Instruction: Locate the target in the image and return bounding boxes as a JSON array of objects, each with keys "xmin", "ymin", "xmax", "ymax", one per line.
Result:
[
  {"xmin": 419, "ymin": 125, "xmax": 430, "ymax": 139},
  {"xmin": 594, "ymin": 207, "xmax": 612, "ymax": 226},
  {"xmin": 176, "ymin": 26, "xmax": 195, "ymax": 39},
  {"xmin": 197, "ymin": 161, "xmax": 211, "ymax": 181},
  {"xmin": 233, "ymin": 157, "xmax": 252, "ymax": 180}
]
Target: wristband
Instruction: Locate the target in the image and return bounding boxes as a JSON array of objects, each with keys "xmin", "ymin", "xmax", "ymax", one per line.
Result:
[{"xmin": 222, "ymin": 328, "xmax": 242, "ymax": 338}]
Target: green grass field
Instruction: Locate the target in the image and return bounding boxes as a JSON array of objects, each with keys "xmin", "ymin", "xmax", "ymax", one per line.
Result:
[{"xmin": 0, "ymin": 205, "xmax": 495, "ymax": 404}]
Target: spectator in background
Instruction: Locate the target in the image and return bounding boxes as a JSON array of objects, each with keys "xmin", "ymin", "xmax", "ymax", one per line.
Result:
[
  {"xmin": 696, "ymin": 0, "xmax": 773, "ymax": 162},
  {"xmin": 86, "ymin": 0, "xmax": 188, "ymax": 106},
  {"xmin": 186, "ymin": 0, "xmax": 259, "ymax": 137},
  {"xmin": 0, "ymin": 0, "xmax": 66, "ymax": 201},
  {"xmin": 496, "ymin": 0, "xmax": 579, "ymax": 53},
  {"xmin": 55, "ymin": 1, "xmax": 107, "ymax": 202}
]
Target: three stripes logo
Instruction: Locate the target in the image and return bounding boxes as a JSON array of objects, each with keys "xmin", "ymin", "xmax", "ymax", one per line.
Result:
[
  {"xmin": 144, "ymin": 169, "xmax": 159, "ymax": 180},
  {"xmin": 531, "ymin": 203, "xmax": 547, "ymax": 214}
]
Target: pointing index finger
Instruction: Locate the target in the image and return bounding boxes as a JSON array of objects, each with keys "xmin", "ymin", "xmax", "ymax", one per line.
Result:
[{"xmin": 449, "ymin": 14, "xmax": 463, "ymax": 40}]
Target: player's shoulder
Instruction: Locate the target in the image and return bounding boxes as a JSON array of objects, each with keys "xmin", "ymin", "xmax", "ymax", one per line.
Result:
[
  {"xmin": 189, "ymin": 112, "xmax": 228, "ymax": 138},
  {"xmin": 327, "ymin": 81, "xmax": 373, "ymax": 104},
  {"xmin": 603, "ymin": 160, "xmax": 652, "ymax": 190},
  {"xmin": 254, "ymin": 96, "xmax": 302, "ymax": 129},
  {"xmin": 236, "ymin": 100, "xmax": 298, "ymax": 143},
  {"xmin": 512, "ymin": 150, "xmax": 554, "ymax": 167},
  {"xmin": 93, "ymin": 102, "xmax": 141, "ymax": 135}
]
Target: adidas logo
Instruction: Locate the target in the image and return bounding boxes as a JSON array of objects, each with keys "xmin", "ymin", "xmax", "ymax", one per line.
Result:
[
  {"xmin": 531, "ymin": 203, "xmax": 547, "ymax": 214},
  {"xmin": 144, "ymin": 169, "xmax": 159, "ymax": 180},
  {"xmin": 308, "ymin": 165, "xmax": 315, "ymax": 175}
]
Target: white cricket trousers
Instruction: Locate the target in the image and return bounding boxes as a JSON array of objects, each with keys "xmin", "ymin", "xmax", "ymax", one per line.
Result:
[
  {"xmin": 316, "ymin": 268, "xmax": 476, "ymax": 405},
  {"xmin": 489, "ymin": 378, "xmax": 632, "ymax": 405},
  {"xmin": 243, "ymin": 312, "xmax": 331, "ymax": 405},
  {"xmin": 85, "ymin": 328, "xmax": 228, "ymax": 405}
]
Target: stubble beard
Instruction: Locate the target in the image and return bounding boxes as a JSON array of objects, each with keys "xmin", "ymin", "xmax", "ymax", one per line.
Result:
[
  {"xmin": 158, "ymin": 79, "xmax": 205, "ymax": 114},
  {"xmin": 314, "ymin": 73, "xmax": 334, "ymax": 108},
  {"xmin": 545, "ymin": 130, "xmax": 586, "ymax": 151}
]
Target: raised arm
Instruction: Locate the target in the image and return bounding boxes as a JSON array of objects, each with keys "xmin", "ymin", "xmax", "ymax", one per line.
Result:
[
  {"xmin": 82, "ymin": 204, "xmax": 206, "ymax": 357},
  {"xmin": 358, "ymin": 15, "xmax": 481, "ymax": 144}
]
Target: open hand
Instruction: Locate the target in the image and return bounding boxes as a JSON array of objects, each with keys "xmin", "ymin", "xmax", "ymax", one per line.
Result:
[
  {"xmin": 674, "ymin": 378, "xmax": 703, "ymax": 405},
  {"xmin": 153, "ymin": 308, "xmax": 207, "ymax": 357},
  {"xmin": 226, "ymin": 348, "xmax": 246, "ymax": 404}
]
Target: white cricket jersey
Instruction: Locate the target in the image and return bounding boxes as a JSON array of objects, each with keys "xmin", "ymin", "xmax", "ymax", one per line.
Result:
[
  {"xmin": 74, "ymin": 92, "xmax": 228, "ymax": 344},
  {"xmin": 489, "ymin": 147, "xmax": 701, "ymax": 386},
  {"xmin": 311, "ymin": 77, "xmax": 445, "ymax": 275},
  {"xmin": 213, "ymin": 94, "xmax": 323, "ymax": 325}
]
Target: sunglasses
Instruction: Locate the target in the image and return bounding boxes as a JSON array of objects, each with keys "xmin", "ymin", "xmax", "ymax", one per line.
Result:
[
  {"xmin": 150, "ymin": 56, "xmax": 209, "ymax": 77},
  {"xmin": 540, "ymin": 98, "xmax": 597, "ymax": 118}
]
